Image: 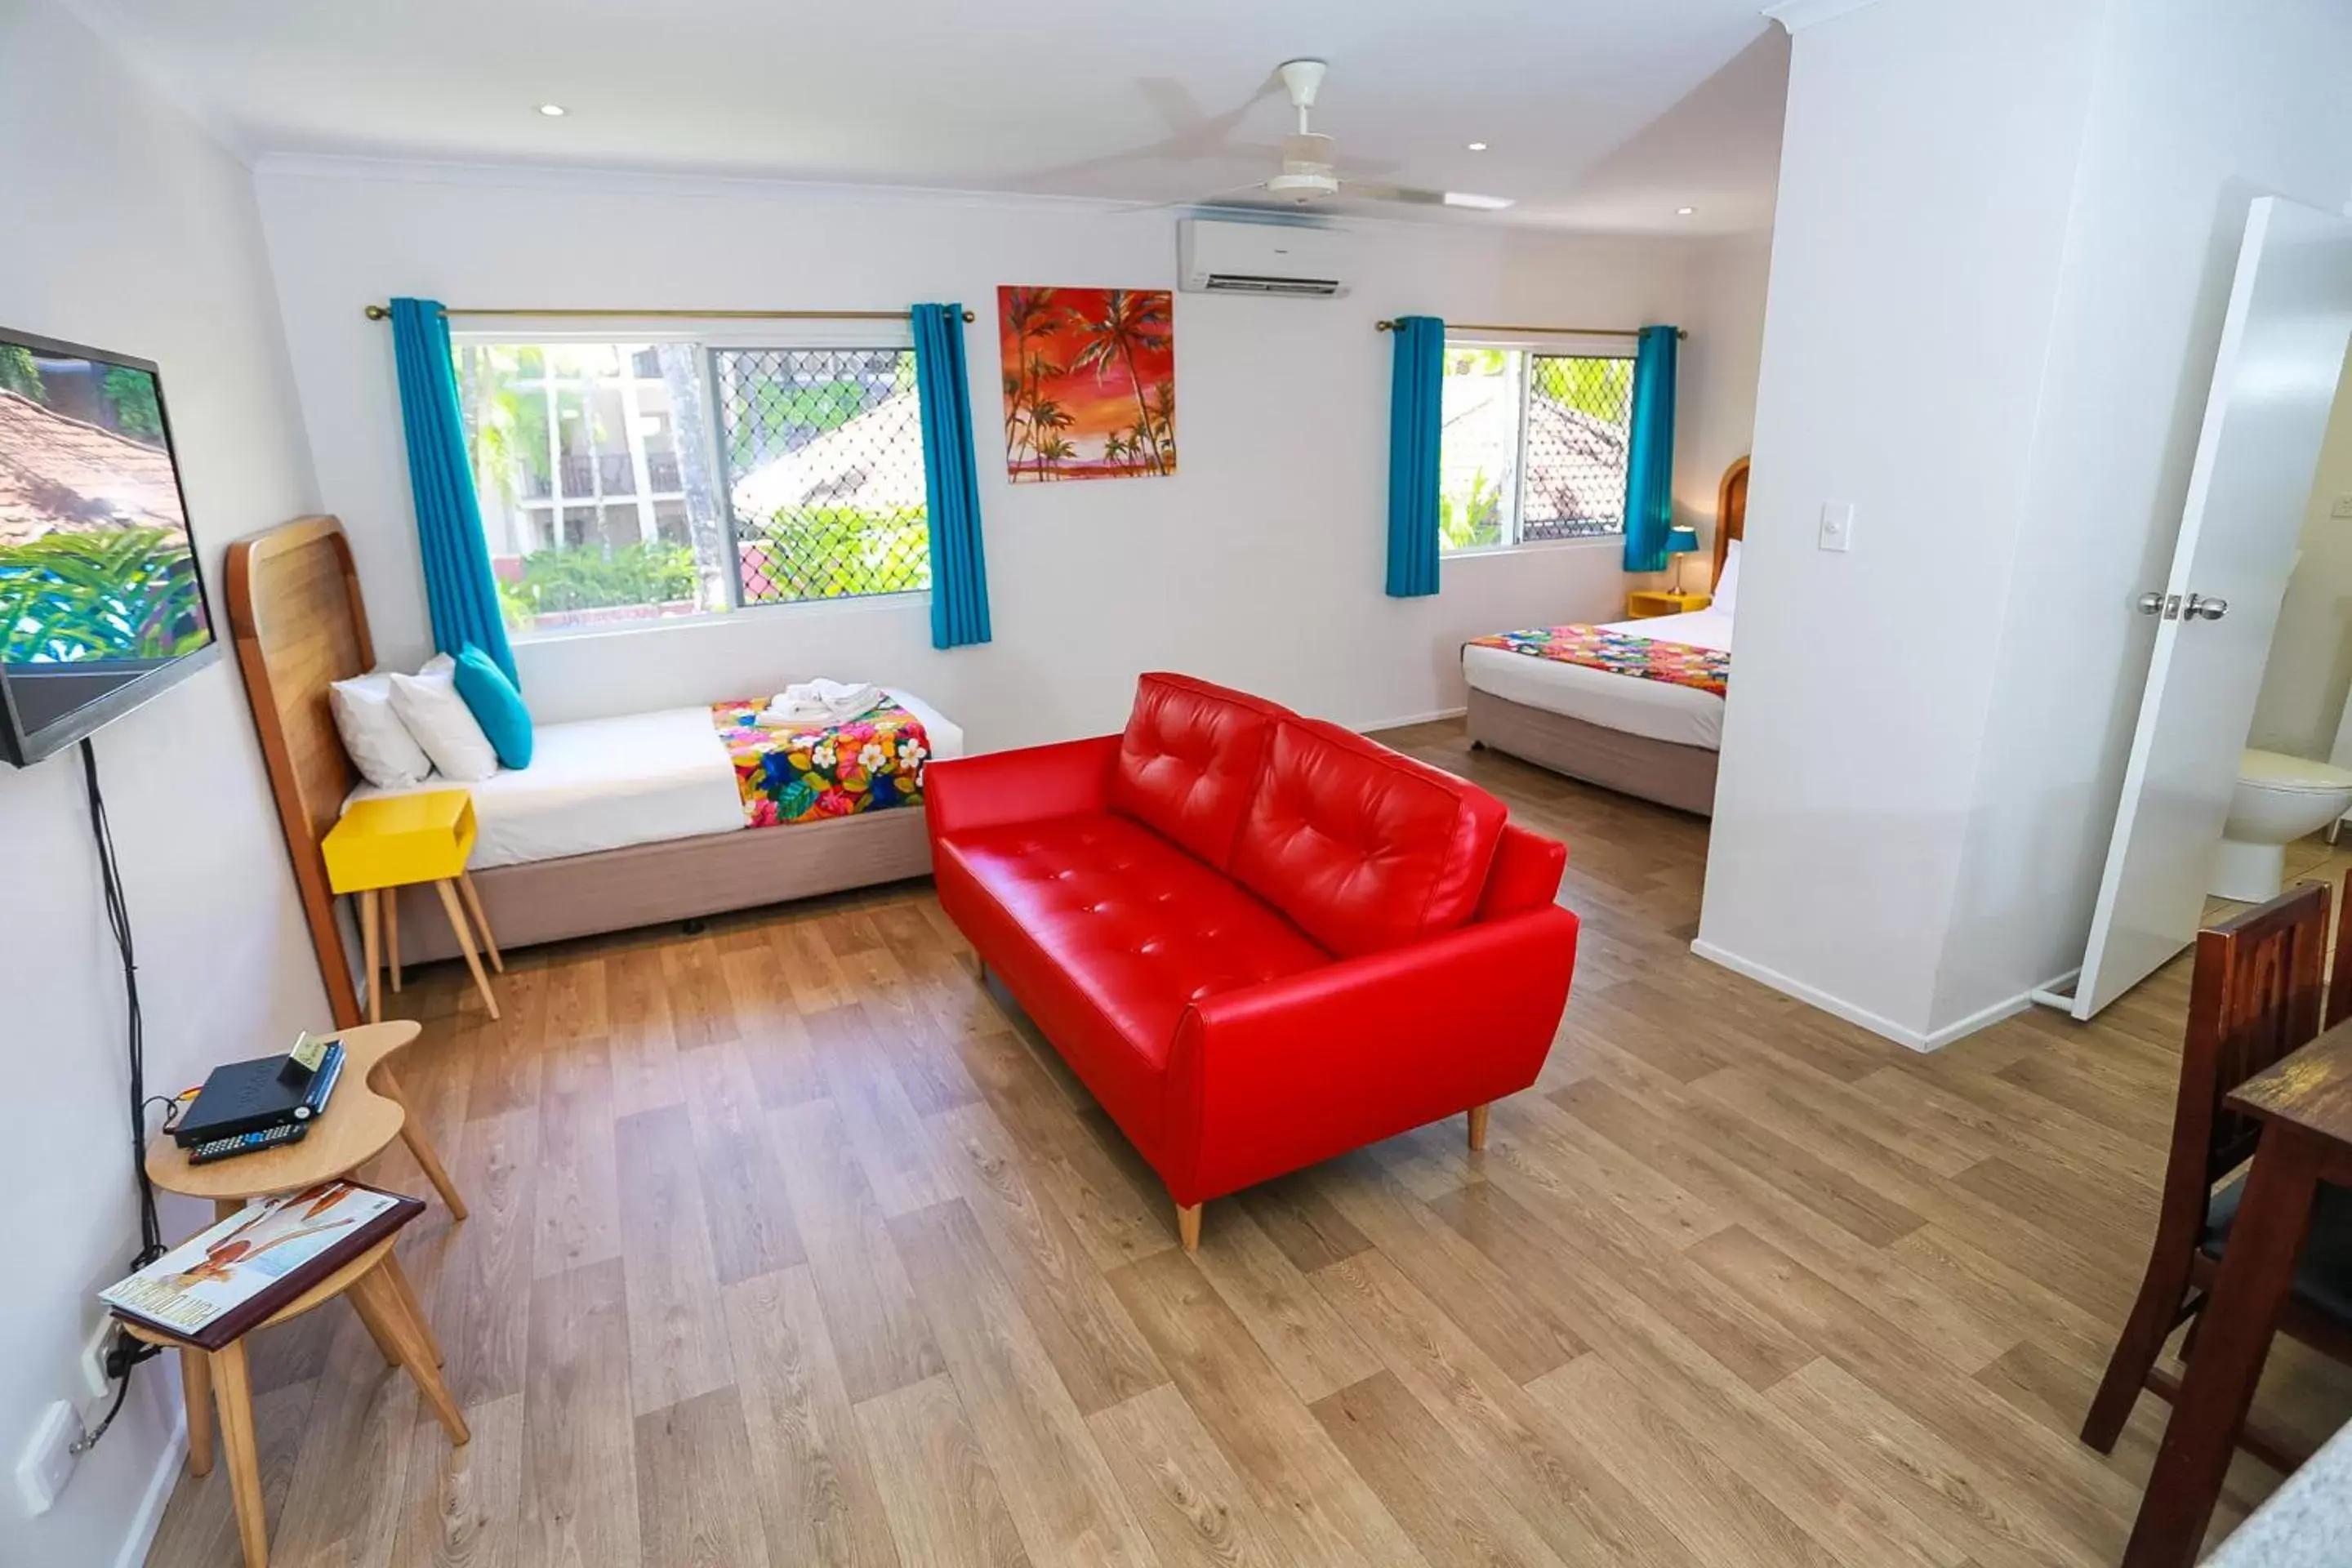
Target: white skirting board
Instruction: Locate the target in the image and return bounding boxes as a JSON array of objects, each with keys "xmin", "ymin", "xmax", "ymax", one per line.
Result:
[
  {"xmin": 114, "ymin": 1412, "xmax": 187, "ymax": 1568},
  {"xmin": 1689, "ymin": 939, "xmax": 2080, "ymax": 1053}
]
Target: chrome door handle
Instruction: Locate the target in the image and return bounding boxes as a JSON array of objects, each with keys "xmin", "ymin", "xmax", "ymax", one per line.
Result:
[
  {"xmin": 2136, "ymin": 592, "xmax": 2165, "ymax": 615},
  {"xmin": 2185, "ymin": 594, "xmax": 2228, "ymax": 621},
  {"xmin": 2137, "ymin": 592, "xmax": 2182, "ymax": 619}
]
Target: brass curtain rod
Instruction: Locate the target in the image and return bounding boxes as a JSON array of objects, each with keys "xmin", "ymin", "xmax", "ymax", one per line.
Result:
[
  {"xmin": 1376, "ymin": 318, "xmax": 1686, "ymax": 341},
  {"xmin": 361, "ymin": 305, "xmax": 975, "ymax": 323}
]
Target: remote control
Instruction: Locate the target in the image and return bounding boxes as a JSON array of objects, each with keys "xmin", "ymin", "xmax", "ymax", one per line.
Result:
[{"xmin": 188, "ymin": 1120, "xmax": 311, "ymax": 1165}]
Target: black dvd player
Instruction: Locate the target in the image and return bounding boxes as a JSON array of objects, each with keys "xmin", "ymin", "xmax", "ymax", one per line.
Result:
[{"xmin": 172, "ymin": 1040, "xmax": 344, "ymax": 1148}]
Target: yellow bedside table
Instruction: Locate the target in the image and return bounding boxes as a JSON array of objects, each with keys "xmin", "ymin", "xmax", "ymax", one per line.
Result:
[
  {"xmin": 322, "ymin": 791, "xmax": 503, "ymax": 1022},
  {"xmin": 1626, "ymin": 589, "xmax": 1713, "ymax": 619}
]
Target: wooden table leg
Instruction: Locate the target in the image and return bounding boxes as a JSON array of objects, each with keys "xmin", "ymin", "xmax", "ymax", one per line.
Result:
[
  {"xmin": 457, "ymin": 871, "xmax": 503, "ymax": 973},
  {"xmin": 380, "ymin": 1253, "xmax": 444, "ymax": 1365},
  {"xmin": 371, "ymin": 1065, "xmax": 467, "ymax": 1219},
  {"xmin": 351, "ymin": 1263, "xmax": 469, "ymax": 1446},
  {"xmin": 385, "ymin": 889, "xmax": 401, "ymax": 995},
  {"xmin": 433, "ymin": 880, "xmax": 501, "ymax": 1021},
  {"xmin": 209, "ymin": 1340, "xmax": 269, "ymax": 1568},
  {"xmin": 360, "ymin": 889, "xmax": 381, "ymax": 1026},
  {"xmin": 2123, "ymin": 1124, "xmax": 2324, "ymax": 1567},
  {"xmin": 181, "ymin": 1348, "xmax": 213, "ymax": 1477}
]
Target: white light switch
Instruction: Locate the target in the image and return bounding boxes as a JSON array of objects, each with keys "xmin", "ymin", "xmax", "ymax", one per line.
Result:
[
  {"xmin": 1818, "ymin": 501, "xmax": 1855, "ymax": 552},
  {"xmin": 2331, "ymin": 494, "xmax": 2352, "ymax": 520}
]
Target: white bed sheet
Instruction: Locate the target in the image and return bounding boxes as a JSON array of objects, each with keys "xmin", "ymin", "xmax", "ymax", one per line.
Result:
[
  {"xmin": 345, "ymin": 687, "xmax": 966, "ymax": 870},
  {"xmin": 1462, "ymin": 608, "xmax": 1732, "ymax": 751}
]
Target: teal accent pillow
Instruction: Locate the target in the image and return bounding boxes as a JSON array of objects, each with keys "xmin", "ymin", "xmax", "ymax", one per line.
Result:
[{"xmin": 452, "ymin": 644, "xmax": 533, "ymax": 768}]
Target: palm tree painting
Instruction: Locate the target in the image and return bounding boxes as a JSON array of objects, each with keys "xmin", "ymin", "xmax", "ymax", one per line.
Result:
[{"xmin": 996, "ymin": 286, "xmax": 1177, "ymax": 482}]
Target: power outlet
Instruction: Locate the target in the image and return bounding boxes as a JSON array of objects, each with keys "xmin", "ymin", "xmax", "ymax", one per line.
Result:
[
  {"xmin": 2332, "ymin": 493, "xmax": 2352, "ymax": 520},
  {"xmin": 79, "ymin": 1319, "xmax": 118, "ymax": 1402},
  {"xmin": 16, "ymin": 1401, "xmax": 80, "ymax": 1517}
]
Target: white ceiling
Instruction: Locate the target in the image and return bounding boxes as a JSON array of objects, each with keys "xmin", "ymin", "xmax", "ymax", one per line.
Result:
[{"xmin": 72, "ymin": 0, "xmax": 1788, "ymax": 234}]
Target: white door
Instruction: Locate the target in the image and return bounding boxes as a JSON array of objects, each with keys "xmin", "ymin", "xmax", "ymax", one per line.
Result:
[{"xmin": 2074, "ymin": 197, "xmax": 2352, "ymax": 1018}]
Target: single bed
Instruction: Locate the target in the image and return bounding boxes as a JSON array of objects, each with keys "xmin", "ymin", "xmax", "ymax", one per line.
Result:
[
  {"xmin": 1463, "ymin": 457, "xmax": 1746, "ymax": 815},
  {"xmin": 228, "ymin": 515, "xmax": 956, "ymax": 1022}
]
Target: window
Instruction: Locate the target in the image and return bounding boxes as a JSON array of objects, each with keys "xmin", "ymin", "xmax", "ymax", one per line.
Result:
[
  {"xmin": 457, "ymin": 337, "xmax": 929, "ymax": 636},
  {"xmin": 1437, "ymin": 344, "xmax": 1636, "ymax": 552}
]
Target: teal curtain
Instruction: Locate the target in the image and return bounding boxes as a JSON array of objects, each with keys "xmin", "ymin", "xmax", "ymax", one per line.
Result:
[
  {"xmin": 1622, "ymin": 324, "xmax": 1680, "ymax": 573},
  {"xmin": 389, "ymin": 298, "xmax": 517, "ymax": 685},
  {"xmin": 912, "ymin": 302, "xmax": 991, "ymax": 649},
  {"xmin": 1384, "ymin": 316, "xmax": 1445, "ymax": 597}
]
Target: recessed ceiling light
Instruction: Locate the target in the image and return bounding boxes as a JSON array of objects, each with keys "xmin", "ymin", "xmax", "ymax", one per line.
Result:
[
  {"xmin": 1466, "ymin": 140, "xmax": 1489, "ymax": 151},
  {"xmin": 1677, "ymin": 206, "xmax": 1696, "ymax": 216},
  {"xmin": 537, "ymin": 103, "xmax": 568, "ymax": 117}
]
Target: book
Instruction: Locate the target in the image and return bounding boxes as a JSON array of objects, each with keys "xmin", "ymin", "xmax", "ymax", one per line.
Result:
[{"xmin": 99, "ymin": 1181, "xmax": 423, "ymax": 1350}]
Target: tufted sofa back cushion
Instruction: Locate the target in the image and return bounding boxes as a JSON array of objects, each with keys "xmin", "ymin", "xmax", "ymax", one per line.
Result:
[
  {"xmin": 1229, "ymin": 717, "xmax": 1508, "ymax": 956},
  {"xmin": 1107, "ymin": 673, "xmax": 1290, "ymax": 870}
]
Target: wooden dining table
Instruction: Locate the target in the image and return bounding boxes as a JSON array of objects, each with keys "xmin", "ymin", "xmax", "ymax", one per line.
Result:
[{"xmin": 2124, "ymin": 1018, "xmax": 2352, "ymax": 1566}]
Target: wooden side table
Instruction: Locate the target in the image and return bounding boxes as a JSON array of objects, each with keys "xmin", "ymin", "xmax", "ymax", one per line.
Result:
[
  {"xmin": 143, "ymin": 1020, "xmax": 469, "ymax": 1568},
  {"xmin": 1625, "ymin": 589, "xmax": 1713, "ymax": 620},
  {"xmin": 125, "ymin": 1238, "xmax": 466, "ymax": 1568},
  {"xmin": 322, "ymin": 791, "xmax": 503, "ymax": 1021}
]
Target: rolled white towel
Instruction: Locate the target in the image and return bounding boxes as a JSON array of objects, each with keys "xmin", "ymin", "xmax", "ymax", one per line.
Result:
[{"xmin": 755, "ymin": 678, "xmax": 884, "ymax": 728}]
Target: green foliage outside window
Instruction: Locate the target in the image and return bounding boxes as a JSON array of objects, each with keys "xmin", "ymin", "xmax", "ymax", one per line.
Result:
[
  {"xmin": 743, "ymin": 506, "xmax": 930, "ymax": 604},
  {"xmin": 496, "ymin": 540, "xmax": 699, "ymax": 626}
]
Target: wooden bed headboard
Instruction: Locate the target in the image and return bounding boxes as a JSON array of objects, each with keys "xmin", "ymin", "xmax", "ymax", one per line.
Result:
[
  {"xmin": 226, "ymin": 515, "xmax": 368, "ymax": 1026},
  {"xmin": 1713, "ymin": 456, "xmax": 1748, "ymax": 589}
]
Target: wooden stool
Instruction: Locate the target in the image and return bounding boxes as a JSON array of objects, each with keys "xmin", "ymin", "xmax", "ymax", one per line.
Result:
[
  {"xmin": 128, "ymin": 1238, "xmax": 466, "ymax": 1568},
  {"xmin": 322, "ymin": 791, "xmax": 503, "ymax": 1021}
]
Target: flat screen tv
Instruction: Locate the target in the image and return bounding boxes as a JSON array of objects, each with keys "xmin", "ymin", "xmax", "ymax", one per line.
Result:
[{"xmin": 0, "ymin": 327, "xmax": 217, "ymax": 767}]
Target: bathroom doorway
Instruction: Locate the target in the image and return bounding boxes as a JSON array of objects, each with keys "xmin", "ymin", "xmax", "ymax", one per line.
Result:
[{"xmin": 2069, "ymin": 197, "xmax": 2352, "ymax": 1018}]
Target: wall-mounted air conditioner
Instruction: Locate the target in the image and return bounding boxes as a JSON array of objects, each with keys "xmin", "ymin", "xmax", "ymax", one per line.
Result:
[{"xmin": 1177, "ymin": 218, "xmax": 1350, "ymax": 299}]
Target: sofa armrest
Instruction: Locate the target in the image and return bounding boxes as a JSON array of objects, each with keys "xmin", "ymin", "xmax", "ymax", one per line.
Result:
[
  {"xmin": 1160, "ymin": 904, "xmax": 1578, "ymax": 1205},
  {"xmin": 925, "ymin": 733, "xmax": 1120, "ymax": 837}
]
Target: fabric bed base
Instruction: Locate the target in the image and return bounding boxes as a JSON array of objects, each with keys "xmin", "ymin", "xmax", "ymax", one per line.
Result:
[
  {"xmin": 389, "ymin": 804, "xmax": 932, "ymax": 964},
  {"xmin": 1467, "ymin": 688, "xmax": 1717, "ymax": 817}
]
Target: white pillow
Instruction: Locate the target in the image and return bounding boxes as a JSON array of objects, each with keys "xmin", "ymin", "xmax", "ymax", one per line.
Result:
[
  {"xmin": 388, "ymin": 654, "xmax": 499, "ymax": 782},
  {"xmin": 1712, "ymin": 540, "xmax": 1743, "ymax": 615},
  {"xmin": 328, "ymin": 672, "xmax": 434, "ymax": 790}
]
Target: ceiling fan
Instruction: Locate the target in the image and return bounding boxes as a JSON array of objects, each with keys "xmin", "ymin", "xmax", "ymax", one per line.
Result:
[{"xmin": 1152, "ymin": 59, "xmax": 1513, "ymax": 214}]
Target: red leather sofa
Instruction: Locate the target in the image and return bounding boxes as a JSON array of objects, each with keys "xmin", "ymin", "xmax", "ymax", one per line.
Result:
[{"xmin": 925, "ymin": 673, "xmax": 1579, "ymax": 1250}]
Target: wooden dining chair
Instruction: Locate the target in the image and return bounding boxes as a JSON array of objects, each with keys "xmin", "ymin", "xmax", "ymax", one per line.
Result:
[{"xmin": 2082, "ymin": 877, "xmax": 2352, "ymax": 1470}]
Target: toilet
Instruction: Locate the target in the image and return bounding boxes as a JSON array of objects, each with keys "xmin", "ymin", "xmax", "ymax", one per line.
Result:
[{"xmin": 2215, "ymin": 748, "xmax": 2352, "ymax": 902}]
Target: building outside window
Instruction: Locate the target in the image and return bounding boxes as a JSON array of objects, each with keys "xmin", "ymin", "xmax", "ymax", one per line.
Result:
[
  {"xmin": 457, "ymin": 338, "xmax": 930, "ymax": 637},
  {"xmin": 1437, "ymin": 342, "xmax": 1637, "ymax": 552}
]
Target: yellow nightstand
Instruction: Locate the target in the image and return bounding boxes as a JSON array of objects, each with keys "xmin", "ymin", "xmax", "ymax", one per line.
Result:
[
  {"xmin": 1625, "ymin": 589, "xmax": 1713, "ymax": 620},
  {"xmin": 322, "ymin": 791, "xmax": 503, "ymax": 1022}
]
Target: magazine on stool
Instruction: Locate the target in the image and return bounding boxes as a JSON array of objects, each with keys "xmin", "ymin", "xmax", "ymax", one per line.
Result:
[{"xmin": 100, "ymin": 1180, "xmax": 423, "ymax": 1351}]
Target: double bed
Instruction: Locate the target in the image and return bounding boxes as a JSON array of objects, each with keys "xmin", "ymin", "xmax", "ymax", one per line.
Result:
[
  {"xmin": 227, "ymin": 515, "xmax": 960, "ymax": 1024},
  {"xmin": 1463, "ymin": 457, "xmax": 1744, "ymax": 816}
]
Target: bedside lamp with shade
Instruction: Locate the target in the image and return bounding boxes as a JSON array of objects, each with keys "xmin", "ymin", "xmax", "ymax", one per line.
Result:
[{"xmin": 1664, "ymin": 526, "xmax": 1702, "ymax": 592}]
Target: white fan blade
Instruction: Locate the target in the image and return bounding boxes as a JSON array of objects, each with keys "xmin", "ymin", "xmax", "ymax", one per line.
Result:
[
  {"xmin": 1347, "ymin": 182, "xmax": 1515, "ymax": 211},
  {"xmin": 1115, "ymin": 180, "xmax": 1272, "ymax": 215}
]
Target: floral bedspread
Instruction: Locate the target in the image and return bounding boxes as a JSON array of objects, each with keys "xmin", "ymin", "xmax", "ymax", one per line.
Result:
[
  {"xmin": 710, "ymin": 700, "xmax": 931, "ymax": 827},
  {"xmin": 1467, "ymin": 626, "xmax": 1731, "ymax": 697}
]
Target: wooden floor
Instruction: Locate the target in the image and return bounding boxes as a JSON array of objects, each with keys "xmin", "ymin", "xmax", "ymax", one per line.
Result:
[{"xmin": 147, "ymin": 721, "xmax": 2352, "ymax": 1568}]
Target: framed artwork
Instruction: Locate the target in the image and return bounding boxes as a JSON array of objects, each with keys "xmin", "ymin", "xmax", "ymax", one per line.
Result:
[{"xmin": 996, "ymin": 286, "xmax": 1176, "ymax": 482}]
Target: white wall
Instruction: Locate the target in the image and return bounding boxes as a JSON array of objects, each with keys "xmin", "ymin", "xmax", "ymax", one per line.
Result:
[
  {"xmin": 1676, "ymin": 231, "xmax": 1774, "ymax": 581},
  {"xmin": 0, "ymin": 2, "xmax": 327, "ymax": 1564},
  {"xmin": 1697, "ymin": 0, "xmax": 2109, "ymax": 1043},
  {"xmin": 1699, "ymin": 0, "xmax": 2352, "ymax": 1047},
  {"xmin": 251, "ymin": 160, "xmax": 1764, "ymax": 744},
  {"xmin": 2249, "ymin": 350, "xmax": 2352, "ymax": 760}
]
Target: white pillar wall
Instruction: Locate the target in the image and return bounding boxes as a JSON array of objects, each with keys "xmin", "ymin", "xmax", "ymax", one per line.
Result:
[{"xmin": 1699, "ymin": 0, "xmax": 2352, "ymax": 1049}]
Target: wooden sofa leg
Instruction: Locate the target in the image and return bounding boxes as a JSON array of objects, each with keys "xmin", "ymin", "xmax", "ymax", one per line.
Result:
[
  {"xmin": 1177, "ymin": 1203, "xmax": 1201, "ymax": 1254},
  {"xmin": 1468, "ymin": 1104, "xmax": 1491, "ymax": 1152}
]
